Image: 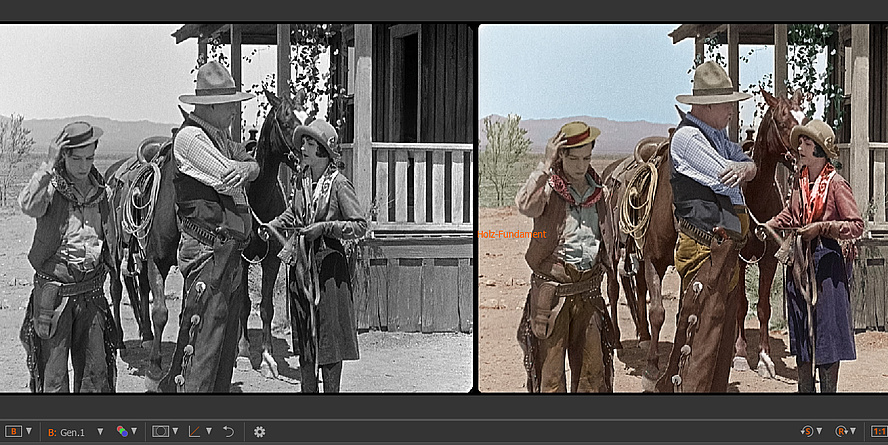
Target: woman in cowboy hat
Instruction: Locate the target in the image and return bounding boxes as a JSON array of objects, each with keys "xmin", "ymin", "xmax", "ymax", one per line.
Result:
[
  {"xmin": 269, "ymin": 119, "xmax": 367, "ymax": 393},
  {"xmin": 18, "ymin": 121, "xmax": 118, "ymax": 392},
  {"xmin": 763, "ymin": 119, "xmax": 863, "ymax": 392},
  {"xmin": 514, "ymin": 120, "xmax": 618, "ymax": 393},
  {"xmin": 656, "ymin": 60, "xmax": 758, "ymax": 393},
  {"xmin": 159, "ymin": 60, "xmax": 260, "ymax": 393}
]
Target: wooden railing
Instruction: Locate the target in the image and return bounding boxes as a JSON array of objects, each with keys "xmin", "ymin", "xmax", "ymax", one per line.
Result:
[
  {"xmin": 838, "ymin": 142, "xmax": 888, "ymax": 234},
  {"xmin": 341, "ymin": 142, "xmax": 474, "ymax": 235}
]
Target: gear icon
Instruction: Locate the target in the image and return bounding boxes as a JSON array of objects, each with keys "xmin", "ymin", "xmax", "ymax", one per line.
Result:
[{"xmin": 253, "ymin": 426, "xmax": 266, "ymax": 438}]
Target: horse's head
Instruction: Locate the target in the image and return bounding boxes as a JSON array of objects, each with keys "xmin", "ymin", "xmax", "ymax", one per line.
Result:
[
  {"xmin": 258, "ymin": 89, "xmax": 305, "ymax": 172},
  {"xmin": 759, "ymin": 88, "xmax": 805, "ymax": 169}
]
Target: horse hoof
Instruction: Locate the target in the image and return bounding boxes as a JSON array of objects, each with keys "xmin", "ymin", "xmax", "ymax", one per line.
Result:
[
  {"xmin": 260, "ymin": 353, "xmax": 279, "ymax": 379},
  {"xmin": 641, "ymin": 369, "xmax": 659, "ymax": 392},
  {"xmin": 235, "ymin": 356, "xmax": 253, "ymax": 371},
  {"xmin": 756, "ymin": 352, "xmax": 776, "ymax": 379},
  {"xmin": 732, "ymin": 356, "xmax": 751, "ymax": 372},
  {"xmin": 145, "ymin": 377, "xmax": 161, "ymax": 393},
  {"xmin": 638, "ymin": 340, "xmax": 651, "ymax": 351}
]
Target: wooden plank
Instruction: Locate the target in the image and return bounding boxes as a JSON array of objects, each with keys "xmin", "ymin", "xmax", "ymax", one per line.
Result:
[
  {"xmin": 466, "ymin": 25, "xmax": 474, "ymax": 144},
  {"xmin": 458, "ymin": 258, "xmax": 474, "ymax": 333},
  {"xmin": 879, "ymin": 247, "xmax": 888, "ymax": 328},
  {"xmin": 438, "ymin": 258, "xmax": 461, "ymax": 332},
  {"xmin": 354, "ymin": 257, "xmax": 370, "ymax": 330},
  {"xmin": 432, "ymin": 150, "xmax": 445, "ymax": 223},
  {"xmin": 386, "ymin": 255, "xmax": 400, "ymax": 330},
  {"xmin": 456, "ymin": 25, "xmax": 468, "ymax": 143},
  {"xmin": 421, "ymin": 258, "xmax": 437, "ymax": 333},
  {"xmin": 374, "ymin": 260, "xmax": 388, "ymax": 330},
  {"xmin": 852, "ymin": 255, "xmax": 867, "ymax": 331},
  {"xmin": 231, "ymin": 24, "xmax": 243, "ymax": 142},
  {"xmin": 850, "ymin": 24, "xmax": 871, "ymax": 218},
  {"xmin": 444, "ymin": 24, "xmax": 458, "ymax": 142},
  {"xmin": 368, "ymin": 239, "xmax": 473, "ymax": 259},
  {"xmin": 421, "ymin": 24, "xmax": 434, "ymax": 143},
  {"xmin": 389, "ymin": 30, "xmax": 403, "ymax": 141},
  {"xmin": 466, "ymin": 151, "xmax": 474, "ymax": 224},
  {"xmin": 395, "ymin": 149, "xmax": 409, "ymax": 222},
  {"xmin": 376, "ymin": 149, "xmax": 390, "ymax": 223},
  {"xmin": 451, "ymin": 149, "xmax": 464, "ymax": 225},
  {"xmin": 397, "ymin": 259, "xmax": 423, "ymax": 332},
  {"xmin": 413, "ymin": 149, "xmax": 427, "ymax": 223},
  {"xmin": 355, "ymin": 24, "xmax": 374, "ymax": 216},
  {"xmin": 435, "ymin": 24, "xmax": 446, "ymax": 142},
  {"xmin": 374, "ymin": 25, "xmax": 384, "ymax": 142},
  {"xmin": 372, "ymin": 142, "xmax": 473, "ymax": 151},
  {"xmin": 874, "ymin": 151, "xmax": 885, "ymax": 222}
]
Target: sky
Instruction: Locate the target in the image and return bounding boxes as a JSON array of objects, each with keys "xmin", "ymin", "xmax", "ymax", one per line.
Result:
[
  {"xmin": 479, "ymin": 24, "xmax": 825, "ymax": 130},
  {"xmin": 0, "ymin": 24, "xmax": 326, "ymax": 129}
]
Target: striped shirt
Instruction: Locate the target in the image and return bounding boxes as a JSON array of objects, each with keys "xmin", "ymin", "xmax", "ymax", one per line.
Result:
[
  {"xmin": 173, "ymin": 113, "xmax": 254, "ymax": 206},
  {"xmin": 670, "ymin": 113, "xmax": 752, "ymax": 206}
]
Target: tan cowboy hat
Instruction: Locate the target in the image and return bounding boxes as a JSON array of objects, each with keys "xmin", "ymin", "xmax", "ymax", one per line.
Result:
[
  {"xmin": 293, "ymin": 119, "xmax": 341, "ymax": 161},
  {"xmin": 61, "ymin": 121, "xmax": 103, "ymax": 148},
  {"xmin": 676, "ymin": 60, "xmax": 752, "ymax": 105},
  {"xmin": 791, "ymin": 119, "xmax": 838, "ymax": 159},
  {"xmin": 559, "ymin": 121, "xmax": 601, "ymax": 149},
  {"xmin": 179, "ymin": 61, "xmax": 256, "ymax": 105}
]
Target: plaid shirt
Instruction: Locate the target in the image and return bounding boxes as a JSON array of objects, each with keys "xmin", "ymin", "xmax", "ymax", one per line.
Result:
[
  {"xmin": 670, "ymin": 113, "xmax": 752, "ymax": 206},
  {"xmin": 173, "ymin": 113, "xmax": 254, "ymax": 206}
]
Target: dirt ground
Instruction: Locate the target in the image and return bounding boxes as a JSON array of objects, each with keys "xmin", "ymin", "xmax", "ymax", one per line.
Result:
[
  {"xmin": 0, "ymin": 210, "xmax": 472, "ymax": 393},
  {"xmin": 478, "ymin": 205, "xmax": 888, "ymax": 393}
]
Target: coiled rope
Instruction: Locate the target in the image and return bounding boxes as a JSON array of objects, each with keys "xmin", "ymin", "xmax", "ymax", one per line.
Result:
[
  {"xmin": 619, "ymin": 160, "xmax": 658, "ymax": 252},
  {"xmin": 121, "ymin": 161, "xmax": 162, "ymax": 251}
]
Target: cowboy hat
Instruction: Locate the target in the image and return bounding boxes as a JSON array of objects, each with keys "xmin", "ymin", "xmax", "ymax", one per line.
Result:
[
  {"xmin": 559, "ymin": 121, "xmax": 601, "ymax": 149},
  {"xmin": 179, "ymin": 61, "xmax": 256, "ymax": 105},
  {"xmin": 60, "ymin": 121, "xmax": 103, "ymax": 148},
  {"xmin": 791, "ymin": 119, "xmax": 838, "ymax": 159},
  {"xmin": 676, "ymin": 60, "xmax": 752, "ymax": 105},
  {"xmin": 293, "ymin": 119, "xmax": 341, "ymax": 161}
]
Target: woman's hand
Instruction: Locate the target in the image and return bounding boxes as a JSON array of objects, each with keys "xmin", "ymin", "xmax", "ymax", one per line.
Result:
[
  {"xmin": 300, "ymin": 222, "xmax": 327, "ymax": 242},
  {"xmin": 797, "ymin": 223, "xmax": 822, "ymax": 242}
]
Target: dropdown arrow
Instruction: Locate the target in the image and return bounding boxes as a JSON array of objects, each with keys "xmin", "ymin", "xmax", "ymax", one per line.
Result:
[
  {"xmin": 132, "ymin": 427, "xmax": 138, "ymax": 434},
  {"xmin": 851, "ymin": 427, "xmax": 856, "ymax": 434},
  {"xmin": 207, "ymin": 427, "xmax": 213, "ymax": 434},
  {"xmin": 25, "ymin": 428, "xmax": 32, "ymax": 435},
  {"xmin": 172, "ymin": 427, "xmax": 179, "ymax": 435},
  {"xmin": 98, "ymin": 428, "xmax": 104, "ymax": 435},
  {"xmin": 817, "ymin": 427, "xmax": 822, "ymax": 434}
]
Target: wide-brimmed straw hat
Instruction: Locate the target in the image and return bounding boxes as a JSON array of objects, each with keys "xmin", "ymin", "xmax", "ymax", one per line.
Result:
[
  {"xmin": 791, "ymin": 119, "xmax": 838, "ymax": 159},
  {"xmin": 676, "ymin": 60, "xmax": 752, "ymax": 105},
  {"xmin": 559, "ymin": 121, "xmax": 601, "ymax": 149},
  {"xmin": 179, "ymin": 61, "xmax": 256, "ymax": 105},
  {"xmin": 61, "ymin": 121, "xmax": 103, "ymax": 148},
  {"xmin": 293, "ymin": 119, "xmax": 342, "ymax": 162}
]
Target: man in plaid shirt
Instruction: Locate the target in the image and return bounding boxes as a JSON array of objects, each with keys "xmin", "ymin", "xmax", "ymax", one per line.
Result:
[
  {"xmin": 655, "ymin": 61, "xmax": 757, "ymax": 393},
  {"xmin": 159, "ymin": 61, "xmax": 259, "ymax": 393}
]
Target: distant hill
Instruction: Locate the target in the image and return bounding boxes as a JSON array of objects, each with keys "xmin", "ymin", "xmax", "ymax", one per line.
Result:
[
  {"xmin": 1, "ymin": 115, "xmax": 179, "ymax": 159},
  {"xmin": 479, "ymin": 114, "xmax": 677, "ymax": 156}
]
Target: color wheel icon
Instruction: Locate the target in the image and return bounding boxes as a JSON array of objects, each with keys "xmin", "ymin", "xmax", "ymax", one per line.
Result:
[{"xmin": 117, "ymin": 426, "xmax": 128, "ymax": 437}]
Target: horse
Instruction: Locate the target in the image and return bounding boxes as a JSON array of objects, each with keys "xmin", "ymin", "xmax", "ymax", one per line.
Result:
[
  {"xmin": 603, "ymin": 89, "xmax": 803, "ymax": 390},
  {"xmin": 732, "ymin": 89, "xmax": 805, "ymax": 378},
  {"xmin": 103, "ymin": 90, "xmax": 303, "ymax": 390}
]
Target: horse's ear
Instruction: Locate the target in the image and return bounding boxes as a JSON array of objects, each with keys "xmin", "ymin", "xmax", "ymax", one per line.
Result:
[
  {"xmin": 177, "ymin": 105, "xmax": 189, "ymax": 121},
  {"xmin": 674, "ymin": 104, "xmax": 686, "ymax": 121},
  {"xmin": 761, "ymin": 89, "xmax": 777, "ymax": 107},
  {"xmin": 791, "ymin": 89, "xmax": 803, "ymax": 106},
  {"xmin": 264, "ymin": 89, "xmax": 280, "ymax": 108}
]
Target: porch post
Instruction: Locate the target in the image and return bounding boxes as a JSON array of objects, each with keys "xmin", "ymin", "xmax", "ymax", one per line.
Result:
[
  {"xmin": 728, "ymin": 24, "xmax": 740, "ymax": 143},
  {"xmin": 231, "ymin": 24, "xmax": 243, "ymax": 142},
  {"xmin": 354, "ymin": 24, "xmax": 373, "ymax": 213},
  {"xmin": 850, "ymin": 24, "xmax": 870, "ymax": 217}
]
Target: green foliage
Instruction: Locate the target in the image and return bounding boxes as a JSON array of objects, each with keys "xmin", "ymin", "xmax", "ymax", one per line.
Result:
[
  {"xmin": 479, "ymin": 115, "xmax": 532, "ymax": 207},
  {"xmin": 787, "ymin": 24, "xmax": 844, "ymax": 129}
]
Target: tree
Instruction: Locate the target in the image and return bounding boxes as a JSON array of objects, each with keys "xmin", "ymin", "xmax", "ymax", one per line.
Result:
[
  {"xmin": 480, "ymin": 114, "xmax": 532, "ymax": 207},
  {"xmin": 0, "ymin": 114, "xmax": 35, "ymax": 206}
]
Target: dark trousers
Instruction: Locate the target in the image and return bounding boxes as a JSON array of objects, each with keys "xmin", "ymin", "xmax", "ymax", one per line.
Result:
[
  {"xmin": 797, "ymin": 360, "xmax": 840, "ymax": 393},
  {"xmin": 161, "ymin": 234, "xmax": 245, "ymax": 393},
  {"xmin": 300, "ymin": 359, "xmax": 343, "ymax": 393},
  {"xmin": 36, "ymin": 294, "xmax": 113, "ymax": 393}
]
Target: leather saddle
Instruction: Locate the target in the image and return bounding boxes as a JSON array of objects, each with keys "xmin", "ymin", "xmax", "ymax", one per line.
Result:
[
  {"xmin": 633, "ymin": 135, "xmax": 671, "ymax": 165},
  {"xmin": 137, "ymin": 136, "xmax": 173, "ymax": 164}
]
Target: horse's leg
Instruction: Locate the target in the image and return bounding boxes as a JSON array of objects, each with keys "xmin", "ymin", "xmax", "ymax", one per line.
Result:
[
  {"xmin": 259, "ymin": 256, "xmax": 281, "ymax": 378},
  {"xmin": 604, "ymin": 265, "xmax": 623, "ymax": 350},
  {"xmin": 756, "ymin": 257, "xmax": 778, "ymax": 379},
  {"xmin": 641, "ymin": 258, "xmax": 664, "ymax": 392},
  {"xmin": 109, "ymin": 268, "xmax": 126, "ymax": 350},
  {"xmin": 732, "ymin": 261, "xmax": 751, "ymax": 371},
  {"xmin": 144, "ymin": 259, "xmax": 169, "ymax": 392},
  {"xmin": 132, "ymin": 268, "xmax": 154, "ymax": 345},
  {"xmin": 238, "ymin": 260, "xmax": 252, "ymax": 360},
  {"xmin": 633, "ymin": 265, "xmax": 652, "ymax": 345}
]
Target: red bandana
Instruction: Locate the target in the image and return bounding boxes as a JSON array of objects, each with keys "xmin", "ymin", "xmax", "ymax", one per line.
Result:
[
  {"xmin": 548, "ymin": 164, "xmax": 603, "ymax": 208},
  {"xmin": 799, "ymin": 162, "xmax": 836, "ymax": 225}
]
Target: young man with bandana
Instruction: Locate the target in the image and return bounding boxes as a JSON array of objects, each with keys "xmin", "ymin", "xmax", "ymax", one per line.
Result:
[
  {"xmin": 763, "ymin": 119, "xmax": 862, "ymax": 392},
  {"xmin": 19, "ymin": 121, "xmax": 117, "ymax": 392},
  {"xmin": 515, "ymin": 121, "xmax": 617, "ymax": 393}
]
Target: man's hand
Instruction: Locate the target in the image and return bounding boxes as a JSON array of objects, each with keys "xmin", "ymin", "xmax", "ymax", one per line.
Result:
[
  {"xmin": 543, "ymin": 131, "xmax": 567, "ymax": 171},
  {"xmin": 47, "ymin": 130, "xmax": 68, "ymax": 168},
  {"xmin": 300, "ymin": 222, "xmax": 327, "ymax": 242},
  {"xmin": 221, "ymin": 161, "xmax": 258, "ymax": 189},
  {"xmin": 719, "ymin": 161, "xmax": 757, "ymax": 188}
]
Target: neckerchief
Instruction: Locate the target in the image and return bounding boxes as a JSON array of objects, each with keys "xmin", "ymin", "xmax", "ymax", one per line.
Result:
[
  {"xmin": 548, "ymin": 164, "xmax": 603, "ymax": 208},
  {"xmin": 799, "ymin": 162, "xmax": 836, "ymax": 225},
  {"xmin": 50, "ymin": 167, "xmax": 107, "ymax": 210},
  {"xmin": 307, "ymin": 163, "xmax": 339, "ymax": 224}
]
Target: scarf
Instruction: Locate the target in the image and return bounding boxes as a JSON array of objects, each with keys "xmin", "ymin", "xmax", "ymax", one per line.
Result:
[
  {"xmin": 50, "ymin": 166, "xmax": 107, "ymax": 210},
  {"xmin": 547, "ymin": 164, "xmax": 603, "ymax": 208},
  {"xmin": 307, "ymin": 163, "xmax": 340, "ymax": 224},
  {"xmin": 799, "ymin": 162, "xmax": 836, "ymax": 225}
]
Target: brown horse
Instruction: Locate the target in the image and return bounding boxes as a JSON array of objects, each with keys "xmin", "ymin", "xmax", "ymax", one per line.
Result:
[
  {"xmin": 104, "ymin": 90, "xmax": 303, "ymax": 390},
  {"xmin": 732, "ymin": 89, "xmax": 804, "ymax": 378}
]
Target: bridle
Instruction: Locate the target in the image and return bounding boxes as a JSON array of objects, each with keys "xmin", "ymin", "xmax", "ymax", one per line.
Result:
[{"xmin": 271, "ymin": 109, "xmax": 302, "ymax": 166}]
